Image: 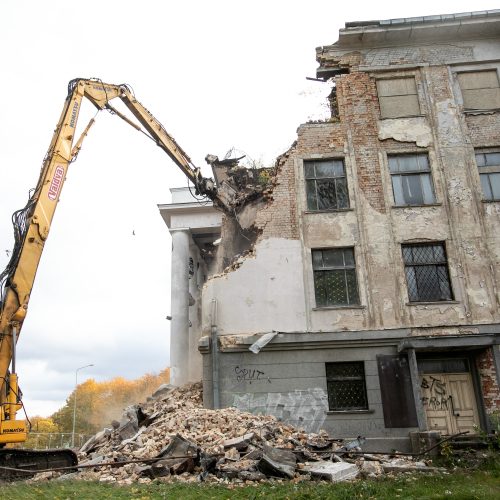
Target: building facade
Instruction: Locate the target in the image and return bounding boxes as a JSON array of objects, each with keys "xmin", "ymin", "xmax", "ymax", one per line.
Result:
[{"xmin": 160, "ymin": 10, "xmax": 500, "ymax": 451}]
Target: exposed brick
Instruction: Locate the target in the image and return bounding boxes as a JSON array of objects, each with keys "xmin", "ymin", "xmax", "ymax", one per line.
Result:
[{"xmin": 476, "ymin": 348, "xmax": 500, "ymax": 414}]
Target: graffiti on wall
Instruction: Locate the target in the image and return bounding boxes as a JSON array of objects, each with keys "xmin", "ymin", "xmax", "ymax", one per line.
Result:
[
  {"xmin": 234, "ymin": 366, "xmax": 266, "ymax": 382},
  {"xmin": 232, "ymin": 388, "xmax": 328, "ymax": 433},
  {"xmin": 421, "ymin": 375, "xmax": 449, "ymax": 411}
]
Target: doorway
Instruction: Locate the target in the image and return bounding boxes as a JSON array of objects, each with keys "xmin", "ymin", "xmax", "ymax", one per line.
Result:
[{"xmin": 419, "ymin": 358, "xmax": 480, "ymax": 435}]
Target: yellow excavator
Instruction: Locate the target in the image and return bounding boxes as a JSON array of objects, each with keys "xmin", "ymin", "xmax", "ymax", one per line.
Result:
[{"xmin": 0, "ymin": 78, "xmax": 231, "ymax": 477}]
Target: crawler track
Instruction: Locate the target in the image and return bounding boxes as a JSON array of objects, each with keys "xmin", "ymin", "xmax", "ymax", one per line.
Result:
[{"xmin": 0, "ymin": 448, "xmax": 77, "ymax": 481}]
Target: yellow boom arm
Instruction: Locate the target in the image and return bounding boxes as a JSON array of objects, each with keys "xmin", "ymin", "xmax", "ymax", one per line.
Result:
[{"xmin": 0, "ymin": 78, "xmax": 223, "ymax": 444}]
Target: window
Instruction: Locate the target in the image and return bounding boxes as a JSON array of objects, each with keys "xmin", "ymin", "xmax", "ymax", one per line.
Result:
[
  {"xmin": 326, "ymin": 362, "xmax": 368, "ymax": 411},
  {"xmin": 388, "ymin": 154, "xmax": 436, "ymax": 206},
  {"xmin": 457, "ymin": 71, "xmax": 500, "ymax": 110},
  {"xmin": 305, "ymin": 159, "xmax": 349, "ymax": 211},
  {"xmin": 376, "ymin": 78, "xmax": 420, "ymax": 118},
  {"xmin": 312, "ymin": 248, "xmax": 359, "ymax": 307},
  {"xmin": 402, "ymin": 243, "xmax": 453, "ymax": 302},
  {"xmin": 475, "ymin": 150, "xmax": 500, "ymax": 201}
]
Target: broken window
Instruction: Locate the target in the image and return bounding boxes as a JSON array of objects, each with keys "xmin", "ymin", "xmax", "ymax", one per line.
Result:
[
  {"xmin": 326, "ymin": 362, "xmax": 368, "ymax": 411},
  {"xmin": 376, "ymin": 78, "xmax": 420, "ymax": 118},
  {"xmin": 388, "ymin": 153, "xmax": 436, "ymax": 206},
  {"xmin": 402, "ymin": 243, "xmax": 453, "ymax": 302},
  {"xmin": 474, "ymin": 150, "xmax": 500, "ymax": 201},
  {"xmin": 312, "ymin": 248, "xmax": 360, "ymax": 307},
  {"xmin": 305, "ymin": 159, "xmax": 349, "ymax": 211},
  {"xmin": 457, "ymin": 70, "xmax": 500, "ymax": 110}
]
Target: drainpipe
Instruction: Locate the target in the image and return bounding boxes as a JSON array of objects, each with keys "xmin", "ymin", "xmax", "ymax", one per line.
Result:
[{"xmin": 211, "ymin": 299, "xmax": 220, "ymax": 409}]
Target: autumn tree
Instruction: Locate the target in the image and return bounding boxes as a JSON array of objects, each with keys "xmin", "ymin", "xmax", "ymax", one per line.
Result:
[
  {"xmin": 51, "ymin": 368, "xmax": 170, "ymax": 435},
  {"xmin": 24, "ymin": 416, "xmax": 60, "ymax": 449}
]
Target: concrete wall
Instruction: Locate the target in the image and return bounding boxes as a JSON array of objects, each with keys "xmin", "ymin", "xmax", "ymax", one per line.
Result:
[{"xmin": 203, "ymin": 343, "xmax": 410, "ymax": 438}]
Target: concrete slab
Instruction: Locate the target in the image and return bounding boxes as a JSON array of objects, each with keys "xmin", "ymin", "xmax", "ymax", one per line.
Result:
[{"xmin": 303, "ymin": 461, "xmax": 359, "ymax": 482}]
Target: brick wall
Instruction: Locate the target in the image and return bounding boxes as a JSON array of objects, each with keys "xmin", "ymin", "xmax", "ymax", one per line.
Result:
[
  {"xmin": 465, "ymin": 114, "xmax": 500, "ymax": 148},
  {"xmin": 476, "ymin": 347, "xmax": 500, "ymax": 415},
  {"xmin": 255, "ymin": 120, "xmax": 347, "ymax": 240},
  {"xmin": 339, "ymin": 72, "xmax": 386, "ymax": 213},
  {"xmin": 255, "ymin": 150, "xmax": 300, "ymax": 240}
]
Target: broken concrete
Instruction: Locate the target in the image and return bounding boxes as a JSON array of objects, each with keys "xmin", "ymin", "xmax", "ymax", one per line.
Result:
[
  {"xmin": 257, "ymin": 445, "xmax": 297, "ymax": 478},
  {"xmin": 377, "ymin": 117, "xmax": 433, "ymax": 147},
  {"xmin": 303, "ymin": 461, "xmax": 359, "ymax": 482}
]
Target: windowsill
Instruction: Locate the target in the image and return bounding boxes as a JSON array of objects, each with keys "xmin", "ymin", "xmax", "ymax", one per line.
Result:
[
  {"xmin": 313, "ymin": 305, "xmax": 366, "ymax": 311},
  {"xmin": 406, "ymin": 300, "xmax": 460, "ymax": 306},
  {"xmin": 326, "ymin": 409, "xmax": 375, "ymax": 415},
  {"xmin": 463, "ymin": 108, "xmax": 500, "ymax": 115},
  {"xmin": 304, "ymin": 208, "xmax": 354, "ymax": 214},
  {"xmin": 481, "ymin": 199, "xmax": 500, "ymax": 203},
  {"xmin": 392, "ymin": 203, "xmax": 442, "ymax": 209},
  {"xmin": 379, "ymin": 114, "xmax": 426, "ymax": 120}
]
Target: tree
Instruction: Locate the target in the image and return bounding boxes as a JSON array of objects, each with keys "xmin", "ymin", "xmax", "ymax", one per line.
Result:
[
  {"xmin": 51, "ymin": 368, "xmax": 170, "ymax": 434},
  {"xmin": 24, "ymin": 416, "xmax": 60, "ymax": 449}
]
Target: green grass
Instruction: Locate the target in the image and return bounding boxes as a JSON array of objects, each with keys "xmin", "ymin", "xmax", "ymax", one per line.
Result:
[{"xmin": 1, "ymin": 460, "xmax": 499, "ymax": 499}]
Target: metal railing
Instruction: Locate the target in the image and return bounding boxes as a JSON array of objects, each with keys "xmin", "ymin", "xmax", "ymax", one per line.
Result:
[{"xmin": 19, "ymin": 432, "xmax": 91, "ymax": 450}]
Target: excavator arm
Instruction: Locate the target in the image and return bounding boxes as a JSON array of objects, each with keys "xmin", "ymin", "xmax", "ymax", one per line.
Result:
[{"xmin": 0, "ymin": 78, "xmax": 227, "ymax": 453}]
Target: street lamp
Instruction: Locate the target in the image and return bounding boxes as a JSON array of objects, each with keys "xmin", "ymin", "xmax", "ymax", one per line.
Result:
[{"xmin": 71, "ymin": 364, "xmax": 94, "ymax": 448}]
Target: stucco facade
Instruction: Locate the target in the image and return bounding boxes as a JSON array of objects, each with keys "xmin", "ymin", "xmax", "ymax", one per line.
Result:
[{"xmin": 161, "ymin": 10, "xmax": 500, "ymax": 451}]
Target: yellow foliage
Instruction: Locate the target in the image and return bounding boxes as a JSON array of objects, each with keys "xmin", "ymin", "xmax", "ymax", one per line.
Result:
[{"xmin": 51, "ymin": 368, "xmax": 170, "ymax": 434}]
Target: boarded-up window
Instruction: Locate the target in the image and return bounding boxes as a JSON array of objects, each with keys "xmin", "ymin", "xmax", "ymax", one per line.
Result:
[
  {"xmin": 377, "ymin": 78, "xmax": 420, "ymax": 118},
  {"xmin": 377, "ymin": 355, "xmax": 418, "ymax": 428},
  {"xmin": 457, "ymin": 71, "xmax": 500, "ymax": 110}
]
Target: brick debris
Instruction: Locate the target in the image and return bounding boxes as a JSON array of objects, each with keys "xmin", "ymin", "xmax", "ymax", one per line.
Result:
[{"xmin": 29, "ymin": 382, "xmax": 439, "ymax": 485}]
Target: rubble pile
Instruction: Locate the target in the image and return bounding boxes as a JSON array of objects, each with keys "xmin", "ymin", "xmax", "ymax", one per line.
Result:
[{"xmin": 48, "ymin": 383, "xmax": 438, "ymax": 484}]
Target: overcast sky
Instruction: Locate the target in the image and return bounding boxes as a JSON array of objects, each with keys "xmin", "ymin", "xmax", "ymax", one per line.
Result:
[{"xmin": 1, "ymin": 1, "xmax": 498, "ymax": 417}]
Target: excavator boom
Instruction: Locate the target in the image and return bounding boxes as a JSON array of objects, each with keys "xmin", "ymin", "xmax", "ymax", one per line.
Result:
[{"xmin": 0, "ymin": 79, "xmax": 226, "ymax": 471}]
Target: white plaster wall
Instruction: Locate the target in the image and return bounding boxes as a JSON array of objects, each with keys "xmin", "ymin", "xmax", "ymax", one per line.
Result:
[
  {"xmin": 188, "ymin": 243, "xmax": 204, "ymax": 382},
  {"xmin": 202, "ymin": 238, "xmax": 307, "ymax": 335},
  {"xmin": 169, "ymin": 211, "xmax": 221, "ymax": 230}
]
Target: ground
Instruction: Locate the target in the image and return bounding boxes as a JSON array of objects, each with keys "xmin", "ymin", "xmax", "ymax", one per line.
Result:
[{"xmin": 1, "ymin": 456, "xmax": 499, "ymax": 499}]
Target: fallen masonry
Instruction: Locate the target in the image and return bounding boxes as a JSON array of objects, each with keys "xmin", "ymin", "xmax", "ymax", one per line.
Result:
[{"xmin": 29, "ymin": 383, "xmax": 441, "ymax": 485}]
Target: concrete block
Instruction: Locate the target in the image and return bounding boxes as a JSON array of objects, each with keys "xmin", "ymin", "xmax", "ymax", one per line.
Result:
[
  {"xmin": 258, "ymin": 445, "xmax": 296, "ymax": 478},
  {"xmin": 382, "ymin": 464, "xmax": 445, "ymax": 474},
  {"xmin": 303, "ymin": 461, "xmax": 359, "ymax": 482},
  {"xmin": 152, "ymin": 384, "xmax": 174, "ymax": 400},
  {"xmin": 223, "ymin": 433, "xmax": 254, "ymax": 450},
  {"xmin": 409, "ymin": 431, "xmax": 441, "ymax": 455}
]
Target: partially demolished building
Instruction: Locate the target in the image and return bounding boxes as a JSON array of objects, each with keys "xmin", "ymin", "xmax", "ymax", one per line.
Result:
[{"xmin": 160, "ymin": 10, "xmax": 500, "ymax": 451}]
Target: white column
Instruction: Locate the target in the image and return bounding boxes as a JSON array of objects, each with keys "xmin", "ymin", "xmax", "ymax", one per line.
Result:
[{"xmin": 169, "ymin": 228, "xmax": 190, "ymax": 386}]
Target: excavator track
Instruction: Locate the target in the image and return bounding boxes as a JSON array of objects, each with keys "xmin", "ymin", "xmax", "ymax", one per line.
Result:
[{"xmin": 0, "ymin": 448, "xmax": 77, "ymax": 481}]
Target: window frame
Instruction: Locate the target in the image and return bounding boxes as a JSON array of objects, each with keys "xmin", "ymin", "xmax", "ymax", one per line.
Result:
[
  {"xmin": 326, "ymin": 361, "xmax": 369, "ymax": 412},
  {"xmin": 388, "ymin": 153, "xmax": 436, "ymax": 207},
  {"xmin": 304, "ymin": 158, "xmax": 350, "ymax": 212},
  {"xmin": 376, "ymin": 77, "xmax": 421, "ymax": 119},
  {"xmin": 312, "ymin": 247, "xmax": 360, "ymax": 308},
  {"xmin": 474, "ymin": 149, "xmax": 500, "ymax": 202},
  {"xmin": 402, "ymin": 242, "xmax": 454, "ymax": 303}
]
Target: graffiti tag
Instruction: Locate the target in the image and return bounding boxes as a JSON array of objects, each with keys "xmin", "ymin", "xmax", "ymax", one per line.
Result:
[{"xmin": 234, "ymin": 366, "xmax": 265, "ymax": 382}]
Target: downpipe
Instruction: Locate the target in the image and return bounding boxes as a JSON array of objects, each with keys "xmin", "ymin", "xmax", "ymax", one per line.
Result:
[{"xmin": 211, "ymin": 299, "xmax": 220, "ymax": 409}]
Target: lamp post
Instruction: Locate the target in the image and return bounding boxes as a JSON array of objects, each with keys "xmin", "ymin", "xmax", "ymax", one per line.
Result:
[{"xmin": 71, "ymin": 364, "xmax": 93, "ymax": 448}]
